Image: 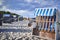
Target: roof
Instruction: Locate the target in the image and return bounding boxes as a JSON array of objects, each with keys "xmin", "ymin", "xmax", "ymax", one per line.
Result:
[{"xmin": 34, "ymin": 7, "xmax": 57, "ymax": 16}]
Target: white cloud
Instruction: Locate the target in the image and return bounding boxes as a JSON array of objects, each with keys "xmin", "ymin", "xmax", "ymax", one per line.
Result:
[
  {"xmin": 1, "ymin": 6, "xmax": 7, "ymax": 10},
  {"xmin": 0, "ymin": 6, "xmax": 34, "ymax": 18},
  {"xmin": 0, "ymin": 0, "xmax": 4, "ymax": 5},
  {"xmin": 24, "ymin": 0, "xmax": 33, "ymax": 3},
  {"xmin": 34, "ymin": 0, "xmax": 54, "ymax": 6},
  {"xmin": 24, "ymin": 0, "xmax": 55, "ymax": 6},
  {"xmin": 9, "ymin": 10, "xmax": 34, "ymax": 18}
]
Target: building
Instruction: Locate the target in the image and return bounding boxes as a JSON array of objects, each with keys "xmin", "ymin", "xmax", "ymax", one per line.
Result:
[
  {"xmin": 1, "ymin": 11, "xmax": 20, "ymax": 23},
  {"xmin": 34, "ymin": 7, "xmax": 60, "ymax": 40},
  {"xmin": 3, "ymin": 14, "xmax": 12, "ymax": 23},
  {"xmin": 0, "ymin": 13, "xmax": 3, "ymax": 26}
]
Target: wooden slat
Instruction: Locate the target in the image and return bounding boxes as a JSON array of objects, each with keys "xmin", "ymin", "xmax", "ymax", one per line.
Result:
[
  {"xmin": 36, "ymin": 15, "xmax": 55, "ymax": 40},
  {"xmin": 52, "ymin": 16, "xmax": 55, "ymax": 33},
  {"xmin": 42, "ymin": 17, "xmax": 45, "ymax": 30},
  {"xmin": 47, "ymin": 16, "xmax": 50, "ymax": 32}
]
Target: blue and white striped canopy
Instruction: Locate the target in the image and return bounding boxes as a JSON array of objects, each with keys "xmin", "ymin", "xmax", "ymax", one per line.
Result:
[{"xmin": 34, "ymin": 8, "xmax": 57, "ymax": 16}]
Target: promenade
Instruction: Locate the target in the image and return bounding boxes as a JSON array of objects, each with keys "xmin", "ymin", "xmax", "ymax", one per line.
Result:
[{"xmin": 0, "ymin": 20, "xmax": 51, "ymax": 40}]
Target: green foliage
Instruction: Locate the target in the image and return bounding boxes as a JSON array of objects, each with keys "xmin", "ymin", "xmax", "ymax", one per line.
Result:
[{"xmin": 0, "ymin": 11, "xmax": 20, "ymax": 17}]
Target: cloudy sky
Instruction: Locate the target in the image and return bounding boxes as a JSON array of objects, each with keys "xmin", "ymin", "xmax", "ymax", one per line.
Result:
[{"xmin": 0, "ymin": 0, "xmax": 60, "ymax": 18}]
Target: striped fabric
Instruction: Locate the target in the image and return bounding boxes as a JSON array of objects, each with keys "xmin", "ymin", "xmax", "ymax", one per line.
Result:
[
  {"xmin": 34, "ymin": 8, "xmax": 57, "ymax": 16},
  {"xmin": 35, "ymin": 8, "xmax": 57, "ymax": 32}
]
